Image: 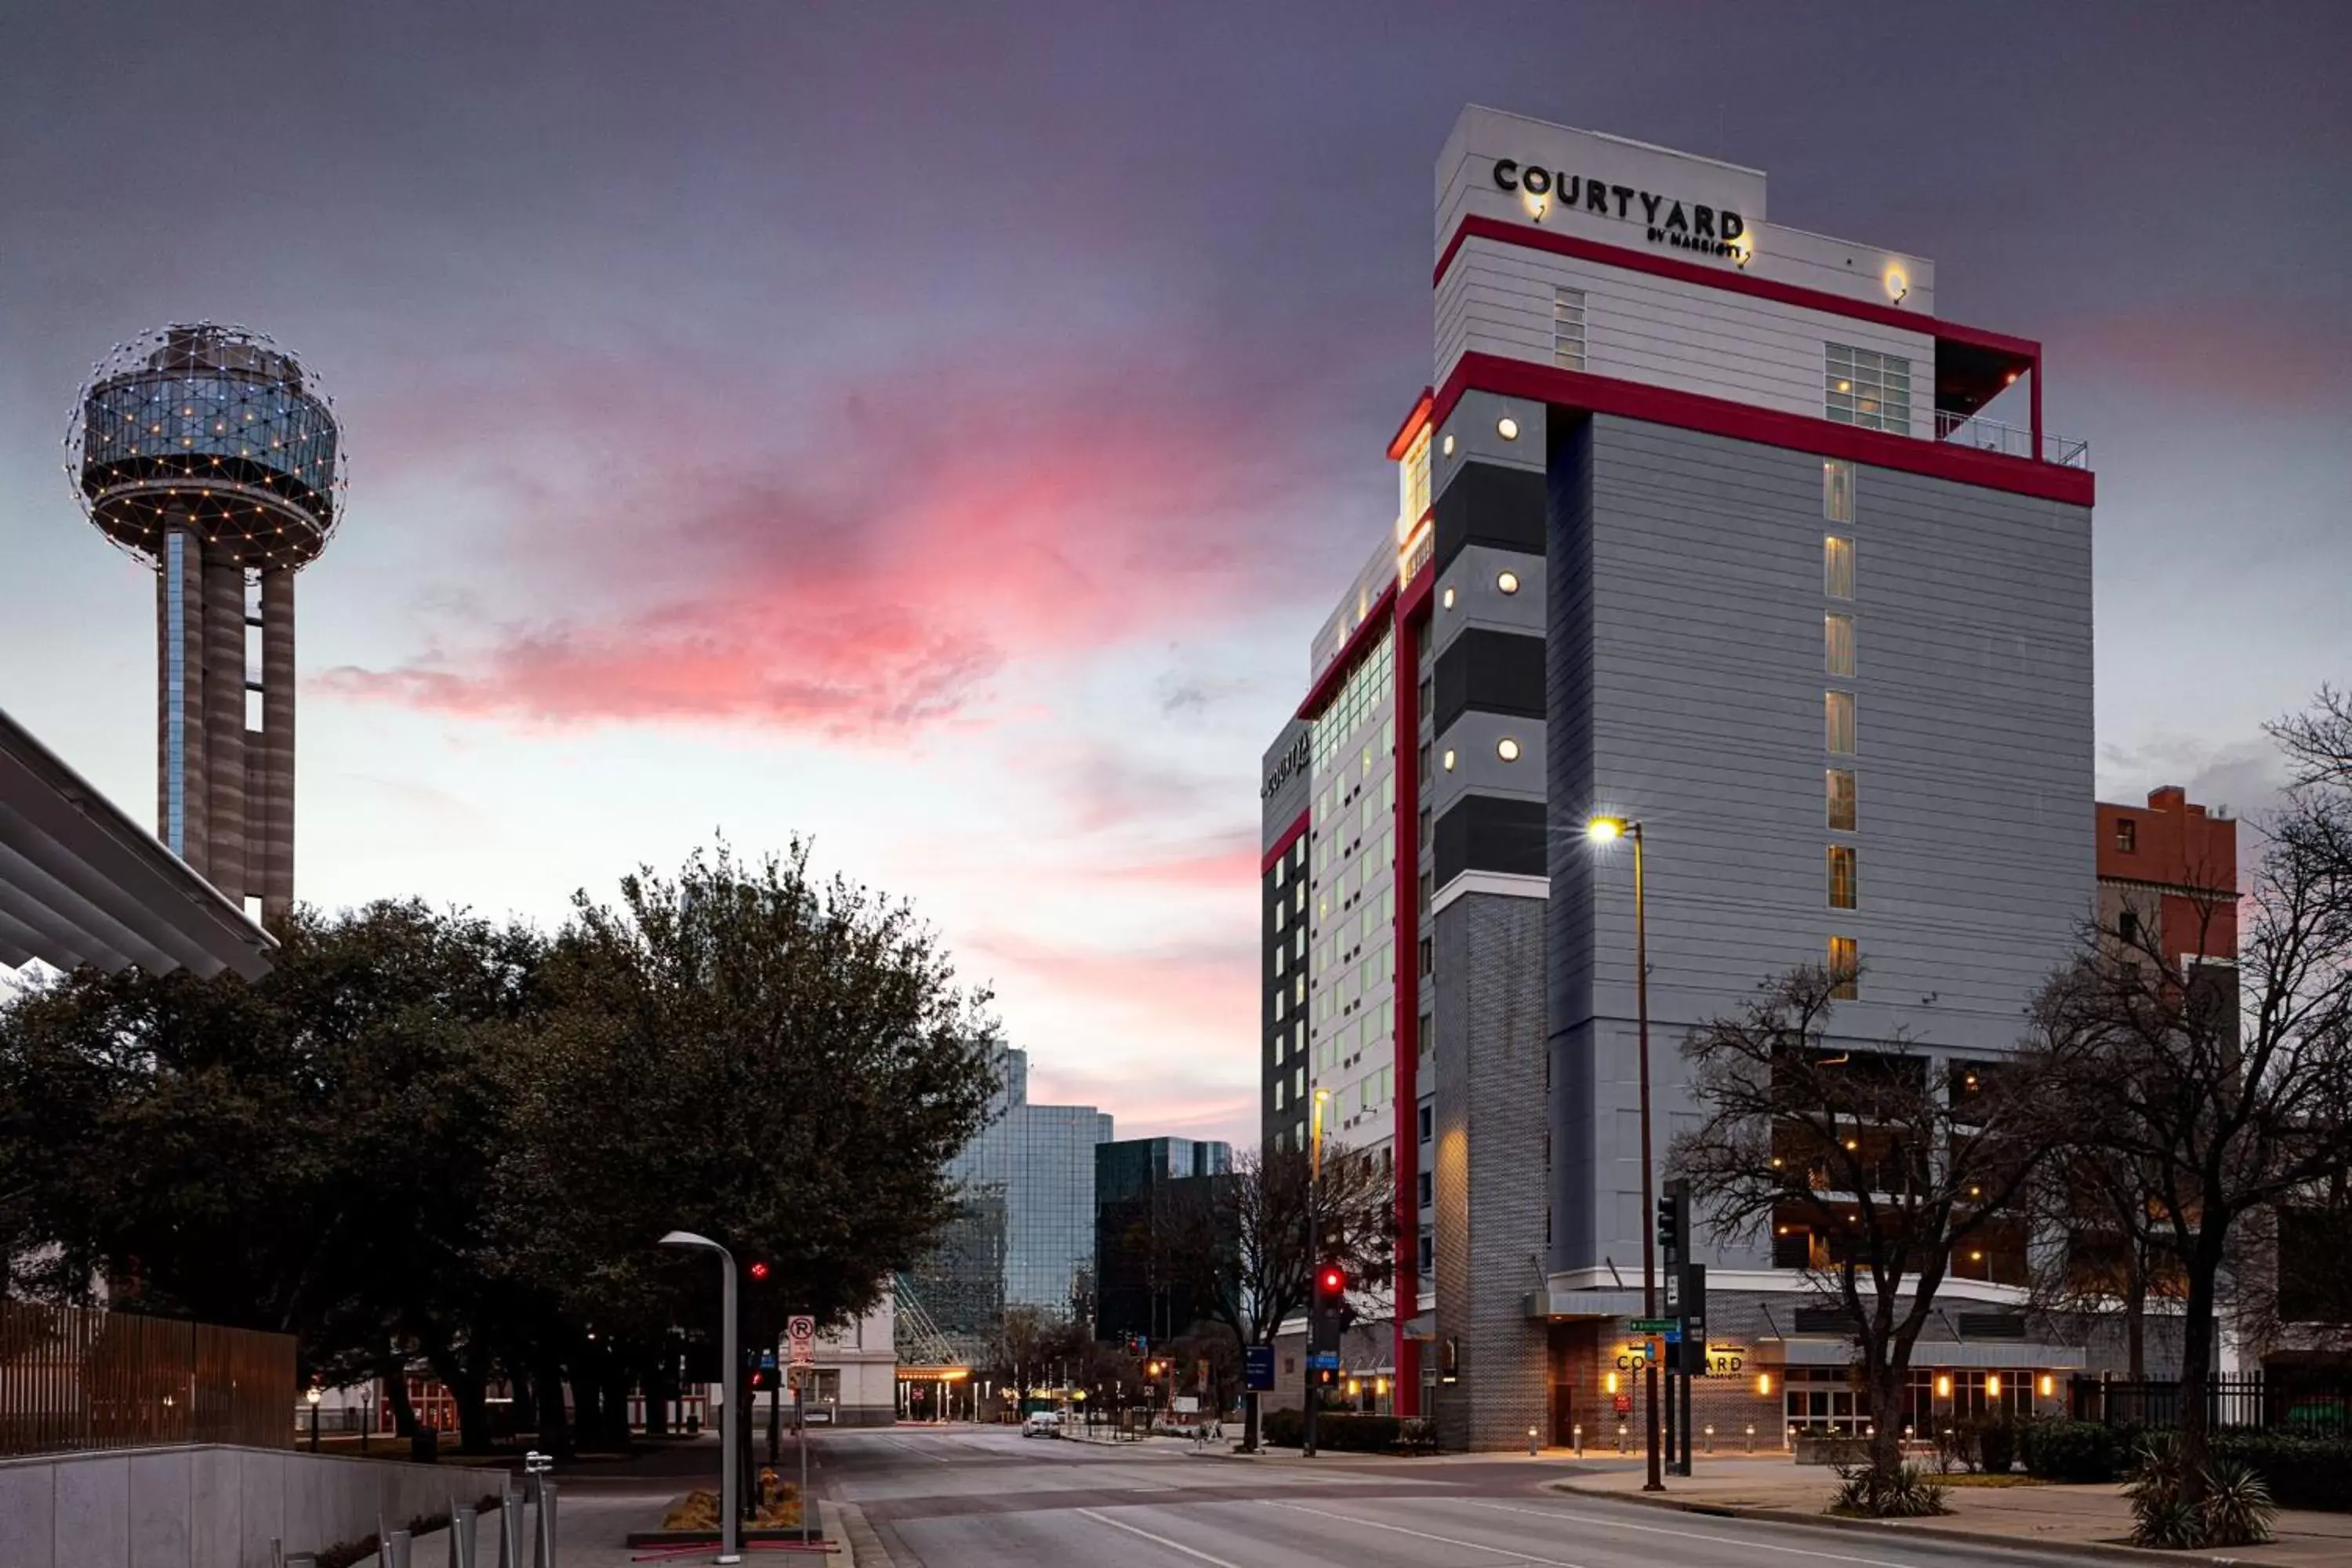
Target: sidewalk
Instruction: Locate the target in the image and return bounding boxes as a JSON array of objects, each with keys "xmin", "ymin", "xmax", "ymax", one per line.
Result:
[{"xmin": 1553, "ymin": 1455, "xmax": 2352, "ymax": 1566}]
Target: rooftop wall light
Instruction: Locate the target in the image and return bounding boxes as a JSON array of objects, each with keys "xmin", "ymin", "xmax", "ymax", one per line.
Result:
[
  {"xmin": 1441, "ymin": 434, "xmax": 1456, "ymax": 458},
  {"xmin": 1497, "ymin": 571, "xmax": 1520, "ymax": 595},
  {"xmin": 1884, "ymin": 264, "xmax": 1910, "ymax": 303},
  {"xmin": 1496, "ymin": 415, "xmax": 1521, "ymax": 441},
  {"xmin": 1497, "ymin": 737, "xmax": 1522, "ymax": 762}
]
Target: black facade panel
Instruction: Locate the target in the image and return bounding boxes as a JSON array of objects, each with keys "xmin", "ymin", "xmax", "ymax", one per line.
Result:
[
  {"xmin": 1433, "ymin": 628, "xmax": 1546, "ymax": 734},
  {"xmin": 1434, "ymin": 460, "xmax": 1548, "ymax": 575},
  {"xmin": 1435, "ymin": 794, "xmax": 1547, "ymax": 884}
]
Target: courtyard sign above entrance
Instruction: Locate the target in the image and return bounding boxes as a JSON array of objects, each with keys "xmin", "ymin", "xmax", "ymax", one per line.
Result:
[{"xmin": 1492, "ymin": 160, "xmax": 1747, "ymax": 260}]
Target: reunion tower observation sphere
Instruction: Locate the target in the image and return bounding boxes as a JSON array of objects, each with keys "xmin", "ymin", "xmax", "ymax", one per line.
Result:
[{"xmin": 66, "ymin": 321, "xmax": 346, "ymax": 570}]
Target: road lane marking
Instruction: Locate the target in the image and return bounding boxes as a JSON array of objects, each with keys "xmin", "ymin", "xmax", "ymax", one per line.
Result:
[
  {"xmin": 1259, "ymin": 1498, "xmax": 1593, "ymax": 1566},
  {"xmin": 1453, "ymin": 1500, "xmax": 1959, "ymax": 1568},
  {"xmin": 1075, "ymin": 1507, "xmax": 1250, "ymax": 1566}
]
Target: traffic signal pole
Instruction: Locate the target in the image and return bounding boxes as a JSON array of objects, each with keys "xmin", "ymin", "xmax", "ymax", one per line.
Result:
[{"xmin": 1631, "ymin": 824, "xmax": 1663, "ymax": 1494}]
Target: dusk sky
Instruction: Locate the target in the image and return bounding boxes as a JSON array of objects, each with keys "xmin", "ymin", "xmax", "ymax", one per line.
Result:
[{"xmin": 5, "ymin": 2, "xmax": 2347, "ymax": 1149}]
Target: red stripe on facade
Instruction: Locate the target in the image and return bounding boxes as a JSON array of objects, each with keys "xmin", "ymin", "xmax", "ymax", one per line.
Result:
[
  {"xmin": 1260, "ymin": 809, "xmax": 1310, "ymax": 877},
  {"xmin": 1386, "ymin": 388, "xmax": 1435, "ymax": 462},
  {"xmin": 1433, "ymin": 352, "xmax": 2095, "ymax": 507},
  {"xmin": 1435, "ymin": 216, "xmax": 2042, "ymax": 361},
  {"xmin": 1294, "ymin": 580, "xmax": 1401, "ymax": 721},
  {"xmin": 1388, "ymin": 581, "xmax": 1429, "ymax": 1417}
]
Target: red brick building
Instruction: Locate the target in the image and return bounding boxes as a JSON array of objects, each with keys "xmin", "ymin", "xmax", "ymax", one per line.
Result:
[{"xmin": 2095, "ymin": 786, "xmax": 2237, "ymax": 964}]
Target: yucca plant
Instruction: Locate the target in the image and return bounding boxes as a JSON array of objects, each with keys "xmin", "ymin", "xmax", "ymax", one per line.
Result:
[
  {"xmin": 2198, "ymin": 1459, "xmax": 2275, "ymax": 1548},
  {"xmin": 1829, "ymin": 1461, "xmax": 1950, "ymax": 1519}
]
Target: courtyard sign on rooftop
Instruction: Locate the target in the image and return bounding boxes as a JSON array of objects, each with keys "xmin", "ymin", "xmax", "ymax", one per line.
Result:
[{"xmin": 1493, "ymin": 159, "xmax": 1747, "ymax": 260}]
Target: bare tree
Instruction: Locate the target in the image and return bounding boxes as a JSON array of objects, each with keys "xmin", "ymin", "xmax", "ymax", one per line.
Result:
[
  {"xmin": 1153, "ymin": 1140, "xmax": 1392, "ymax": 1452},
  {"xmin": 2025, "ymin": 726, "xmax": 2352, "ymax": 1483},
  {"xmin": 1669, "ymin": 963, "xmax": 2058, "ymax": 1483}
]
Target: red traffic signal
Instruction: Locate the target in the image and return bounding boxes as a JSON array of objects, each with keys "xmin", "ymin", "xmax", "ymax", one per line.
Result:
[
  {"xmin": 748, "ymin": 1260, "xmax": 771, "ymax": 1282},
  {"xmin": 1315, "ymin": 1264, "xmax": 1346, "ymax": 1303}
]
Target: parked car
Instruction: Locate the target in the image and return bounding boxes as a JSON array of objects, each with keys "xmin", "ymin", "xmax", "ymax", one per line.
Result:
[{"xmin": 1022, "ymin": 1410, "xmax": 1066, "ymax": 1437}]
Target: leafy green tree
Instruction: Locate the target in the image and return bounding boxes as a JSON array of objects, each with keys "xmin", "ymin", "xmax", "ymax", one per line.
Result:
[{"xmin": 485, "ymin": 840, "xmax": 1002, "ymax": 1445}]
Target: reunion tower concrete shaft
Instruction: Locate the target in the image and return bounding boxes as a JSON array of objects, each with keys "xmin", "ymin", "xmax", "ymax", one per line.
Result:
[{"xmin": 67, "ymin": 324, "xmax": 347, "ymax": 924}]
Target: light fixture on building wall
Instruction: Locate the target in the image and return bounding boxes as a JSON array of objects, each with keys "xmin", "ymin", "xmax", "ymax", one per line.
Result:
[
  {"xmin": 1497, "ymin": 570, "xmax": 1520, "ymax": 595},
  {"xmin": 1442, "ymin": 585, "xmax": 1456, "ymax": 610},
  {"xmin": 1497, "ymin": 737, "xmax": 1521, "ymax": 761},
  {"xmin": 1884, "ymin": 264, "xmax": 1910, "ymax": 303},
  {"xmin": 1442, "ymin": 749, "xmax": 1456, "ymax": 771},
  {"xmin": 1755, "ymin": 1372, "xmax": 1773, "ymax": 1396},
  {"xmin": 1441, "ymin": 433, "xmax": 1456, "ymax": 458},
  {"xmin": 1496, "ymin": 415, "xmax": 1520, "ymax": 441}
]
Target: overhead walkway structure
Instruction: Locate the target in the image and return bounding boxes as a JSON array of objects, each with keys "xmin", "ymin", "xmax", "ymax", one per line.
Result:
[{"xmin": 0, "ymin": 703, "xmax": 274, "ymax": 981}]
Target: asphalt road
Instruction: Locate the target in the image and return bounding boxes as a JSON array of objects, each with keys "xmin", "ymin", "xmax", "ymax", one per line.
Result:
[{"xmin": 824, "ymin": 1425, "xmax": 2111, "ymax": 1568}]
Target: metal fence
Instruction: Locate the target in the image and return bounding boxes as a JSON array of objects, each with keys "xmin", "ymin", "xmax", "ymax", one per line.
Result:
[
  {"xmin": 0, "ymin": 1299, "xmax": 295, "ymax": 1456},
  {"xmin": 2071, "ymin": 1374, "xmax": 2352, "ymax": 1438}
]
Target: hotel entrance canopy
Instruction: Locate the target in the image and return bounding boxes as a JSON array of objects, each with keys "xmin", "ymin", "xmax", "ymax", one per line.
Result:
[{"xmin": 0, "ymin": 704, "xmax": 274, "ymax": 981}]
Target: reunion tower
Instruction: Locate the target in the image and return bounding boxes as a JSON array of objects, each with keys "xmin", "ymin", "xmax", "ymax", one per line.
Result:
[{"xmin": 67, "ymin": 324, "xmax": 347, "ymax": 923}]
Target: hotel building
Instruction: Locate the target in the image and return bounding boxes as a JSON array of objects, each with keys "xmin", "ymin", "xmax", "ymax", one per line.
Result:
[{"xmin": 1261, "ymin": 107, "xmax": 2100, "ymax": 1449}]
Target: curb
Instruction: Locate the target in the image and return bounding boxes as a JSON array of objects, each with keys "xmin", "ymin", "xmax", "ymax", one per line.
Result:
[
  {"xmin": 1542, "ymin": 1481, "xmax": 2276, "ymax": 1568},
  {"xmin": 832, "ymin": 1501, "xmax": 891, "ymax": 1567}
]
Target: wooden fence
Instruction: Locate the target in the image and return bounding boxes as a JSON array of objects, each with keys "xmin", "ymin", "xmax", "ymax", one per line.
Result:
[{"xmin": 0, "ymin": 1299, "xmax": 294, "ymax": 1456}]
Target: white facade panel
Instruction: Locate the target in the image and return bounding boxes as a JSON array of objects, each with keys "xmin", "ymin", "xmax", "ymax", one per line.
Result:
[{"xmin": 1438, "ymin": 238, "xmax": 1936, "ymax": 432}]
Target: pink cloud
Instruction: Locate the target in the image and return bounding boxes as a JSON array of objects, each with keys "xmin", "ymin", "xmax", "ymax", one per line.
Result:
[
  {"xmin": 2068, "ymin": 298, "xmax": 2352, "ymax": 410},
  {"xmin": 323, "ymin": 344, "xmax": 1327, "ymax": 740},
  {"xmin": 965, "ymin": 927, "xmax": 1255, "ymax": 1025}
]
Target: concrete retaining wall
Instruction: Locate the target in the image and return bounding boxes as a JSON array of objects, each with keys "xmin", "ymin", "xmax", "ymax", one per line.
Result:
[{"xmin": 0, "ymin": 1443, "xmax": 481, "ymax": 1568}]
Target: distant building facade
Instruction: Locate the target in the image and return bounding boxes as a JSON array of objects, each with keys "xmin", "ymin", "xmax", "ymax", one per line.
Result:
[
  {"xmin": 908, "ymin": 1047, "xmax": 1112, "ymax": 1340},
  {"xmin": 1093, "ymin": 1137, "xmax": 1233, "ymax": 1346}
]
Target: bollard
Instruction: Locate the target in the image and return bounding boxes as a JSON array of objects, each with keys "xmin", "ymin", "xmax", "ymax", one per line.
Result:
[
  {"xmin": 384, "ymin": 1530, "xmax": 414, "ymax": 1568},
  {"xmin": 286, "ymin": 1557, "xmax": 318, "ymax": 1568},
  {"xmin": 1527, "ymin": 1425, "xmax": 1539, "ymax": 1457},
  {"xmin": 1615, "ymin": 1421, "xmax": 1627, "ymax": 1454},
  {"xmin": 448, "ymin": 1502, "xmax": 477, "ymax": 1568},
  {"xmin": 272, "ymin": 1540, "xmax": 285, "ymax": 1568},
  {"xmin": 1573, "ymin": 1422, "xmax": 1583, "ymax": 1458},
  {"xmin": 495, "ymin": 1489, "xmax": 525, "ymax": 1568},
  {"xmin": 1704, "ymin": 1424, "xmax": 1715, "ymax": 1454},
  {"xmin": 1745, "ymin": 1423, "xmax": 1755, "ymax": 1454},
  {"xmin": 534, "ymin": 1479, "xmax": 558, "ymax": 1568}
]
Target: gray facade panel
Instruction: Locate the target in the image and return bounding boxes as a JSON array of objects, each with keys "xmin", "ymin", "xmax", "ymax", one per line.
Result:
[
  {"xmin": 1548, "ymin": 416, "xmax": 2092, "ymax": 1275},
  {"xmin": 1432, "ymin": 892, "xmax": 1550, "ymax": 1451}
]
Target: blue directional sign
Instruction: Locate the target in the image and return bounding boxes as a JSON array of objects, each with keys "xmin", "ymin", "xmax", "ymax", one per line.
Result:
[
  {"xmin": 1245, "ymin": 1346, "xmax": 1276, "ymax": 1392},
  {"xmin": 1307, "ymin": 1352, "xmax": 1341, "ymax": 1370}
]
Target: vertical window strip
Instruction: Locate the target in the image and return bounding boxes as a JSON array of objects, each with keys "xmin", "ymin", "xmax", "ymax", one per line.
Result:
[
  {"xmin": 1828, "ymin": 936, "xmax": 1860, "ymax": 1000},
  {"xmin": 1828, "ymin": 845, "xmax": 1858, "ymax": 909},
  {"xmin": 1827, "ymin": 768, "xmax": 1857, "ymax": 832},
  {"xmin": 1824, "ymin": 459, "xmax": 1854, "ymax": 523},
  {"xmin": 1824, "ymin": 535, "xmax": 1854, "ymax": 599},
  {"xmin": 1825, "ymin": 613, "xmax": 1856, "ymax": 677},
  {"xmin": 1826, "ymin": 691, "xmax": 1857, "ymax": 755},
  {"xmin": 1552, "ymin": 287, "xmax": 1587, "ymax": 371},
  {"xmin": 164, "ymin": 532, "xmax": 186, "ymax": 856}
]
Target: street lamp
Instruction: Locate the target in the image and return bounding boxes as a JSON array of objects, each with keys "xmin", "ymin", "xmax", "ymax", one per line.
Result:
[
  {"xmin": 1310, "ymin": 1086, "xmax": 1331, "ymax": 1178},
  {"xmin": 1587, "ymin": 814, "xmax": 1663, "ymax": 1494},
  {"xmin": 661, "ymin": 1229, "xmax": 742, "ymax": 1564},
  {"xmin": 307, "ymin": 1384, "xmax": 321, "ymax": 1452}
]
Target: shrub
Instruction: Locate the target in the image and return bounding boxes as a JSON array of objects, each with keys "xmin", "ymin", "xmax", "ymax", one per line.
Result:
[
  {"xmin": 2208, "ymin": 1432, "xmax": 2352, "ymax": 1512},
  {"xmin": 1976, "ymin": 1417, "xmax": 2017, "ymax": 1476},
  {"xmin": 2020, "ymin": 1419, "xmax": 2125, "ymax": 1483},
  {"xmin": 2200, "ymin": 1459, "xmax": 2276, "ymax": 1548},
  {"xmin": 1933, "ymin": 1419, "xmax": 1977, "ymax": 1475},
  {"xmin": 1262, "ymin": 1407, "xmax": 1304, "ymax": 1447},
  {"xmin": 1829, "ymin": 1462, "xmax": 1951, "ymax": 1518},
  {"xmin": 2125, "ymin": 1436, "xmax": 2278, "ymax": 1548},
  {"xmin": 1399, "ymin": 1417, "xmax": 1439, "ymax": 1453},
  {"xmin": 1316, "ymin": 1414, "xmax": 1403, "ymax": 1452}
]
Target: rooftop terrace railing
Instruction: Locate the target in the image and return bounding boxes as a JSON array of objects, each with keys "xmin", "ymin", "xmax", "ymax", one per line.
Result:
[{"xmin": 1936, "ymin": 409, "xmax": 2090, "ymax": 470}]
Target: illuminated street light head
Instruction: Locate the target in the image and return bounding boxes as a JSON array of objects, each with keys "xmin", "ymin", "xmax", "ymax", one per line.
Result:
[{"xmin": 1585, "ymin": 815, "xmax": 1628, "ymax": 843}]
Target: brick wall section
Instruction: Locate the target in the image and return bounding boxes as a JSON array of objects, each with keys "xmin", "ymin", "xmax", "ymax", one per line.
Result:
[{"xmin": 1433, "ymin": 892, "xmax": 1551, "ymax": 1449}]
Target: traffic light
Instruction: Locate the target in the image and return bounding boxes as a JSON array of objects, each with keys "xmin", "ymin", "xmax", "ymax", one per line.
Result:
[
  {"xmin": 1656, "ymin": 1180, "xmax": 1688, "ymax": 1266},
  {"xmin": 1313, "ymin": 1262, "xmax": 1346, "ymax": 1313},
  {"xmin": 1313, "ymin": 1366, "xmax": 1338, "ymax": 1388},
  {"xmin": 747, "ymin": 1259, "xmax": 771, "ymax": 1283}
]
